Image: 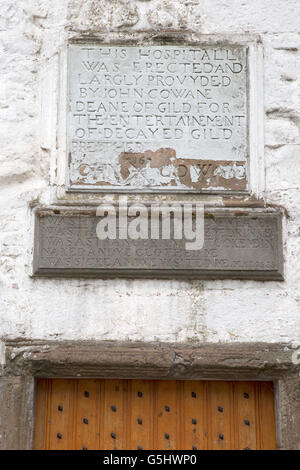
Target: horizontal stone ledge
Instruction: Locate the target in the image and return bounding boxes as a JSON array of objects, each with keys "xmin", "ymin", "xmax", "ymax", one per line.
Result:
[
  {"xmin": 3, "ymin": 339, "xmax": 296, "ymax": 380},
  {"xmin": 32, "ymin": 209, "xmax": 283, "ymax": 281}
]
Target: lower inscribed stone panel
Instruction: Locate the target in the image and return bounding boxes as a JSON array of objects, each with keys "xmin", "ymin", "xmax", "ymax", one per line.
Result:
[{"xmin": 33, "ymin": 209, "xmax": 283, "ymax": 280}]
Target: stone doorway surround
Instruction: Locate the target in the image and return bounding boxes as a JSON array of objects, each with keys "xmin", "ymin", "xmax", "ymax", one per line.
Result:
[{"xmin": 0, "ymin": 339, "xmax": 300, "ymax": 450}]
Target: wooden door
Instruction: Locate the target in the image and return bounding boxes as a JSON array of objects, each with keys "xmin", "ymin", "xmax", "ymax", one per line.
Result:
[{"xmin": 34, "ymin": 379, "xmax": 277, "ymax": 450}]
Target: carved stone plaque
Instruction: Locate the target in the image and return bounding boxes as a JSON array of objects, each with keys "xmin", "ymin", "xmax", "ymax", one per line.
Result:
[
  {"xmin": 33, "ymin": 212, "xmax": 283, "ymax": 280},
  {"xmin": 67, "ymin": 44, "xmax": 248, "ymax": 192}
]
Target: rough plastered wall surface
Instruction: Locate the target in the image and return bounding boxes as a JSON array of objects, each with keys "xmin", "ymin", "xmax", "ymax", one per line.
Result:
[{"xmin": 0, "ymin": 0, "xmax": 299, "ymax": 350}]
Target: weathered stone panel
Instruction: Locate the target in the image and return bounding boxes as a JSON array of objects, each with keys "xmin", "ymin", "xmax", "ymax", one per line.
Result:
[{"xmin": 33, "ymin": 210, "xmax": 283, "ymax": 280}]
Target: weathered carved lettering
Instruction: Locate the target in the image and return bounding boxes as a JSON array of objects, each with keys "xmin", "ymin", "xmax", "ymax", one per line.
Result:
[{"xmin": 68, "ymin": 45, "xmax": 248, "ymax": 192}]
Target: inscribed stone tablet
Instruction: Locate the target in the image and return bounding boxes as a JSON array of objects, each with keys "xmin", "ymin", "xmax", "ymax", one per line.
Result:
[
  {"xmin": 67, "ymin": 44, "xmax": 248, "ymax": 192},
  {"xmin": 33, "ymin": 212, "xmax": 283, "ymax": 280}
]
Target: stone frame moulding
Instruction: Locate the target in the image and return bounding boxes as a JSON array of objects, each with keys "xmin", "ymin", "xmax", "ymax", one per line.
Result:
[
  {"xmin": 43, "ymin": 31, "xmax": 264, "ymax": 197},
  {"xmin": 0, "ymin": 339, "xmax": 300, "ymax": 450}
]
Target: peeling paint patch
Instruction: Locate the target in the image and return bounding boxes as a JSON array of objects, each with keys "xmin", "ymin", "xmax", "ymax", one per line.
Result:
[{"xmin": 70, "ymin": 148, "xmax": 247, "ymax": 191}]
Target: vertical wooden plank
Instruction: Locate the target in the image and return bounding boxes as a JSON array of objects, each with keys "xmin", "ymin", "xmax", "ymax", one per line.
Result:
[
  {"xmin": 254, "ymin": 381, "xmax": 262, "ymax": 450},
  {"xmin": 206, "ymin": 380, "xmax": 212, "ymax": 450},
  {"xmin": 156, "ymin": 380, "xmax": 178, "ymax": 450},
  {"xmin": 258, "ymin": 382, "xmax": 277, "ymax": 450},
  {"xmin": 176, "ymin": 381, "xmax": 184, "ymax": 450},
  {"xmin": 234, "ymin": 381, "xmax": 257, "ymax": 450},
  {"xmin": 71, "ymin": 380, "xmax": 78, "ymax": 450},
  {"xmin": 46, "ymin": 379, "xmax": 53, "ymax": 450},
  {"xmin": 33, "ymin": 379, "xmax": 50, "ymax": 450},
  {"xmin": 48, "ymin": 379, "xmax": 75, "ymax": 450},
  {"xmin": 127, "ymin": 380, "xmax": 153, "ymax": 450},
  {"xmin": 98, "ymin": 379, "xmax": 105, "ymax": 450},
  {"xmin": 182, "ymin": 380, "xmax": 207, "ymax": 450},
  {"xmin": 102, "ymin": 379, "xmax": 127, "ymax": 450},
  {"xmin": 231, "ymin": 379, "xmax": 239, "ymax": 449},
  {"xmin": 153, "ymin": 380, "xmax": 158, "ymax": 449},
  {"xmin": 74, "ymin": 379, "xmax": 101, "ymax": 450},
  {"xmin": 208, "ymin": 381, "xmax": 233, "ymax": 449},
  {"xmin": 124, "ymin": 379, "xmax": 131, "ymax": 450}
]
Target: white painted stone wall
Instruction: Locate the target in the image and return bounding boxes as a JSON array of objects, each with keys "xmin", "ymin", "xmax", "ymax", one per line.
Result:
[{"xmin": 0, "ymin": 0, "xmax": 299, "ymax": 348}]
